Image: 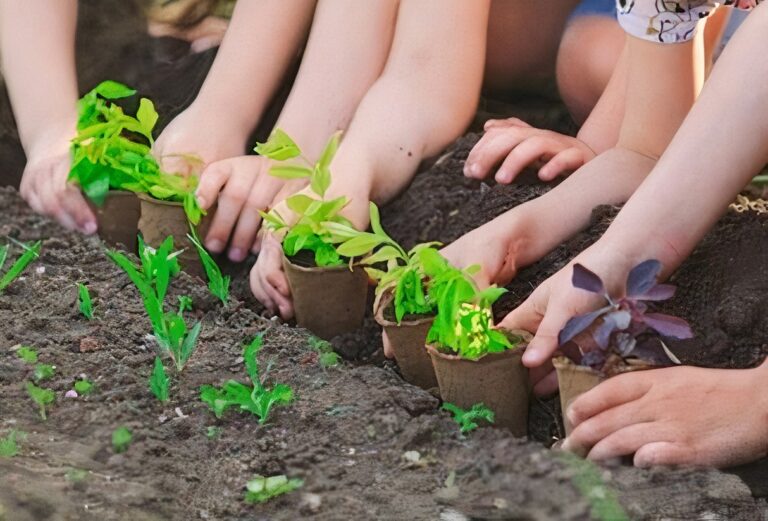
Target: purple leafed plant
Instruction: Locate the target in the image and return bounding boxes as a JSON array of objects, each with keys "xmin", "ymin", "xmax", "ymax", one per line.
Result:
[{"xmin": 558, "ymin": 259, "xmax": 693, "ymax": 372}]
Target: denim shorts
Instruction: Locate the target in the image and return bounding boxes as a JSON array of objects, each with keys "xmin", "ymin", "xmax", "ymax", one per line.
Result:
[{"xmin": 571, "ymin": 0, "xmax": 616, "ymax": 17}]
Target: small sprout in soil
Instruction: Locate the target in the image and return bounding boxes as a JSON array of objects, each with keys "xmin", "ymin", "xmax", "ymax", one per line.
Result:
[
  {"xmin": 558, "ymin": 452, "xmax": 629, "ymax": 521},
  {"xmin": 177, "ymin": 295, "xmax": 193, "ymax": 313},
  {"xmin": 442, "ymin": 402, "xmax": 495, "ymax": 434},
  {"xmin": 77, "ymin": 283, "xmax": 94, "ymax": 319},
  {"xmin": 558, "ymin": 260, "xmax": 693, "ymax": 374},
  {"xmin": 112, "ymin": 426, "xmax": 132, "ymax": 454},
  {"xmin": 205, "ymin": 426, "xmax": 222, "ymax": 440},
  {"xmin": 421, "ymin": 249, "xmax": 520, "ymax": 360},
  {"xmin": 308, "ymin": 336, "xmax": 340, "ymax": 368},
  {"xmin": 257, "ymin": 130, "xmax": 354, "ymax": 267},
  {"xmin": 16, "ymin": 346, "xmax": 37, "ymax": 364},
  {"xmin": 33, "ymin": 363, "xmax": 55, "ymax": 382},
  {"xmin": 200, "ymin": 334, "xmax": 293, "ymax": 424},
  {"xmin": 187, "ymin": 229, "xmax": 230, "ymax": 306},
  {"xmin": 73, "ymin": 379, "xmax": 94, "ymax": 395},
  {"xmin": 65, "ymin": 468, "xmax": 89, "ymax": 483},
  {"xmin": 244, "ymin": 475, "xmax": 304, "ymax": 504},
  {"xmin": 0, "ymin": 430, "xmax": 25, "ymax": 458},
  {"xmin": 26, "ymin": 382, "xmax": 54, "ymax": 420},
  {"xmin": 0, "ymin": 239, "xmax": 42, "ymax": 293},
  {"xmin": 149, "ymin": 356, "xmax": 170, "ymax": 402}
]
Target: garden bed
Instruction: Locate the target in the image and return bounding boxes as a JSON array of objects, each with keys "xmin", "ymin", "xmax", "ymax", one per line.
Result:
[{"xmin": 1, "ymin": 134, "xmax": 767, "ymax": 519}]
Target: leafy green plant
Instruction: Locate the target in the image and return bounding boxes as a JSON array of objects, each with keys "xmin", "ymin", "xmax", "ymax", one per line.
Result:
[
  {"xmin": 200, "ymin": 334, "xmax": 293, "ymax": 423},
  {"xmin": 0, "ymin": 239, "xmax": 42, "ymax": 292},
  {"xmin": 33, "ymin": 363, "xmax": 55, "ymax": 382},
  {"xmin": 188, "ymin": 229, "xmax": 230, "ymax": 305},
  {"xmin": 442, "ymin": 402, "xmax": 495, "ymax": 434},
  {"xmin": 107, "ymin": 237, "xmax": 201, "ymax": 371},
  {"xmin": 26, "ymin": 382, "xmax": 55, "ymax": 420},
  {"xmin": 74, "ymin": 379, "xmax": 94, "ymax": 395},
  {"xmin": 16, "ymin": 346, "xmax": 37, "ymax": 364},
  {"xmin": 257, "ymin": 130, "xmax": 357, "ymax": 267},
  {"xmin": 149, "ymin": 356, "xmax": 170, "ymax": 402},
  {"xmin": 244, "ymin": 475, "xmax": 303, "ymax": 504},
  {"xmin": 112, "ymin": 426, "xmax": 132, "ymax": 453},
  {"xmin": 308, "ymin": 336, "xmax": 340, "ymax": 368},
  {"xmin": 69, "ymin": 80, "xmax": 205, "ymax": 223},
  {"xmin": 420, "ymin": 249, "xmax": 519, "ymax": 360},
  {"xmin": 178, "ymin": 295, "xmax": 193, "ymax": 312},
  {"xmin": 0, "ymin": 430, "xmax": 24, "ymax": 458},
  {"xmin": 77, "ymin": 283, "xmax": 94, "ymax": 319}
]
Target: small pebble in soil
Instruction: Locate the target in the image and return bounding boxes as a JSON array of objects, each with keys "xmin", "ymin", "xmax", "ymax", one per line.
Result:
[{"xmin": 65, "ymin": 390, "xmax": 78, "ymax": 398}]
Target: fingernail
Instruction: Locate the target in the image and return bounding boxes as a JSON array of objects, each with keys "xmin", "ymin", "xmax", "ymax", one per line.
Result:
[
  {"xmin": 83, "ymin": 221, "xmax": 97, "ymax": 235},
  {"xmin": 196, "ymin": 194, "xmax": 207, "ymax": 209},
  {"xmin": 206, "ymin": 239, "xmax": 224, "ymax": 253},
  {"xmin": 495, "ymin": 171, "xmax": 509, "ymax": 184},
  {"xmin": 228, "ymin": 248, "xmax": 245, "ymax": 262}
]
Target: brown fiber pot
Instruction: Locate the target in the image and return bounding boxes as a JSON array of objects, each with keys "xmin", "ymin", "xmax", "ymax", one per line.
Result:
[
  {"xmin": 282, "ymin": 254, "xmax": 369, "ymax": 340},
  {"xmin": 427, "ymin": 343, "xmax": 531, "ymax": 437},
  {"xmin": 374, "ymin": 292, "xmax": 437, "ymax": 390},
  {"xmin": 553, "ymin": 356, "xmax": 653, "ymax": 436},
  {"xmin": 89, "ymin": 191, "xmax": 141, "ymax": 253},
  {"xmin": 137, "ymin": 194, "xmax": 214, "ymax": 278}
]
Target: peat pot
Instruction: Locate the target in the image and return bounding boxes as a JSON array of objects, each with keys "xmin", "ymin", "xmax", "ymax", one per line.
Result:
[
  {"xmin": 282, "ymin": 254, "xmax": 369, "ymax": 340},
  {"xmin": 89, "ymin": 190, "xmax": 141, "ymax": 252},
  {"xmin": 137, "ymin": 194, "xmax": 214, "ymax": 277},
  {"xmin": 374, "ymin": 292, "xmax": 437, "ymax": 390},
  {"xmin": 427, "ymin": 343, "xmax": 531, "ymax": 437}
]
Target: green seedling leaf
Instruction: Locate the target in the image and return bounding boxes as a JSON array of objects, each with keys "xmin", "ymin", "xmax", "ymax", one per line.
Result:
[
  {"xmin": 558, "ymin": 452, "xmax": 629, "ymax": 521},
  {"xmin": 112, "ymin": 427, "xmax": 132, "ymax": 454},
  {"xmin": 254, "ymin": 128, "xmax": 301, "ymax": 161},
  {"xmin": 187, "ymin": 230, "xmax": 230, "ymax": 305},
  {"xmin": 206, "ymin": 426, "xmax": 222, "ymax": 439},
  {"xmin": 244, "ymin": 475, "xmax": 303, "ymax": 504},
  {"xmin": 178, "ymin": 295, "xmax": 193, "ymax": 313},
  {"xmin": 16, "ymin": 346, "xmax": 37, "ymax": 364},
  {"xmin": 65, "ymin": 468, "xmax": 89, "ymax": 483},
  {"xmin": 149, "ymin": 356, "xmax": 170, "ymax": 402},
  {"xmin": 136, "ymin": 98, "xmax": 159, "ymax": 140},
  {"xmin": 184, "ymin": 192, "xmax": 206, "ymax": 226},
  {"xmin": 0, "ymin": 244, "xmax": 8, "ymax": 273},
  {"xmin": 0, "ymin": 240, "xmax": 41, "ymax": 292},
  {"xmin": 77, "ymin": 283, "xmax": 94, "ymax": 319},
  {"xmin": 442, "ymin": 402, "xmax": 495, "ymax": 434},
  {"xmin": 26, "ymin": 382, "xmax": 54, "ymax": 420},
  {"xmin": 308, "ymin": 336, "xmax": 340, "ymax": 367},
  {"xmin": 0, "ymin": 430, "xmax": 24, "ymax": 458},
  {"xmin": 269, "ymin": 165, "xmax": 313, "ymax": 180},
  {"xmin": 93, "ymin": 80, "xmax": 136, "ymax": 100},
  {"xmin": 73, "ymin": 379, "xmax": 94, "ymax": 395},
  {"xmin": 33, "ymin": 363, "xmax": 55, "ymax": 382}
]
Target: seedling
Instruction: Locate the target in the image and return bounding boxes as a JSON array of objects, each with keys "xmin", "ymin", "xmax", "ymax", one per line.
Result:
[
  {"xmin": 69, "ymin": 80, "xmax": 205, "ymax": 223},
  {"xmin": 112, "ymin": 426, "xmax": 132, "ymax": 453},
  {"xmin": 26, "ymin": 382, "xmax": 54, "ymax": 420},
  {"xmin": 308, "ymin": 336, "xmax": 340, "ymax": 368},
  {"xmin": 420, "ymin": 249, "xmax": 519, "ymax": 360},
  {"xmin": 257, "ymin": 130, "xmax": 357, "ymax": 267},
  {"xmin": 558, "ymin": 260, "xmax": 693, "ymax": 373},
  {"xmin": 200, "ymin": 334, "xmax": 293, "ymax": 423},
  {"xmin": 442, "ymin": 402, "xmax": 495, "ymax": 434},
  {"xmin": 33, "ymin": 363, "xmax": 55, "ymax": 382},
  {"xmin": 178, "ymin": 295, "xmax": 193, "ymax": 312},
  {"xmin": 0, "ymin": 239, "xmax": 42, "ymax": 292},
  {"xmin": 16, "ymin": 346, "xmax": 37, "ymax": 364},
  {"xmin": 187, "ymin": 229, "xmax": 230, "ymax": 305},
  {"xmin": 0, "ymin": 430, "xmax": 24, "ymax": 458},
  {"xmin": 205, "ymin": 426, "xmax": 222, "ymax": 439},
  {"xmin": 244, "ymin": 475, "xmax": 303, "ymax": 504},
  {"xmin": 77, "ymin": 283, "xmax": 94, "ymax": 319},
  {"xmin": 73, "ymin": 379, "xmax": 94, "ymax": 395},
  {"xmin": 149, "ymin": 356, "xmax": 170, "ymax": 402}
]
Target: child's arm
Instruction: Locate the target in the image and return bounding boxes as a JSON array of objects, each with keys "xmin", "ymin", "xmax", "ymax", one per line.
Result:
[{"xmin": 0, "ymin": 0, "xmax": 95, "ymax": 232}]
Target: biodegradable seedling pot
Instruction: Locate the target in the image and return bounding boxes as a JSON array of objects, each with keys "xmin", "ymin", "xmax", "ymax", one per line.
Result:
[
  {"xmin": 137, "ymin": 194, "xmax": 214, "ymax": 277},
  {"xmin": 427, "ymin": 342, "xmax": 531, "ymax": 437},
  {"xmin": 282, "ymin": 254, "xmax": 368, "ymax": 341},
  {"xmin": 553, "ymin": 356, "xmax": 653, "ymax": 436},
  {"xmin": 88, "ymin": 190, "xmax": 141, "ymax": 252},
  {"xmin": 374, "ymin": 292, "xmax": 437, "ymax": 390}
]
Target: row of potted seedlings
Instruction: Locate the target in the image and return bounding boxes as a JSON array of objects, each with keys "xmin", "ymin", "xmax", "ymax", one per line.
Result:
[{"xmin": 257, "ymin": 129, "xmax": 695, "ymax": 438}]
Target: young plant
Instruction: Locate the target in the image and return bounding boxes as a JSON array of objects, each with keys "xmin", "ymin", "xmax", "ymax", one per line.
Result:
[
  {"xmin": 149, "ymin": 356, "xmax": 170, "ymax": 402},
  {"xmin": 257, "ymin": 129, "xmax": 355, "ymax": 267},
  {"xmin": 77, "ymin": 283, "xmax": 94, "ymax": 319},
  {"xmin": 187, "ymin": 229, "xmax": 230, "ymax": 305},
  {"xmin": 73, "ymin": 379, "xmax": 94, "ymax": 395},
  {"xmin": 442, "ymin": 402, "xmax": 495, "ymax": 434},
  {"xmin": 0, "ymin": 430, "xmax": 24, "ymax": 458},
  {"xmin": 558, "ymin": 260, "xmax": 693, "ymax": 374},
  {"xmin": 200, "ymin": 334, "xmax": 293, "ymax": 424},
  {"xmin": 112, "ymin": 427, "xmax": 132, "ymax": 454},
  {"xmin": 0, "ymin": 239, "xmax": 42, "ymax": 292},
  {"xmin": 420, "ymin": 249, "xmax": 520, "ymax": 360},
  {"xmin": 16, "ymin": 346, "xmax": 37, "ymax": 364},
  {"xmin": 26, "ymin": 382, "xmax": 54, "ymax": 420},
  {"xmin": 244, "ymin": 475, "xmax": 304, "ymax": 504},
  {"xmin": 308, "ymin": 336, "xmax": 340, "ymax": 368},
  {"xmin": 69, "ymin": 80, "xmax": 205, "ymax": 223},
  {"xmin": 33, "ymin": 363, "xmax": 55, "ymax": 382}
]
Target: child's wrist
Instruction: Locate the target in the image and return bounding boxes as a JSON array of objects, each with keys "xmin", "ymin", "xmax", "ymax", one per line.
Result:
[{"xmin": 187, "ymin": 97, "xmax": 254, "ymax": 142}]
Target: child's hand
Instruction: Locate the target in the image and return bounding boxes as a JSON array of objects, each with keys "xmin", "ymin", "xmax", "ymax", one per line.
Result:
[
  {"xmin": 464, "ymin": 118, "xmax": 596, "ymax": 184},
  {"xmin": 195, "ymin": 156, "xmax": 285, "ymax": 262},
  {"xmin": 20, "ymin": 127, "xmax": 96, "ymax": 234},
  {"xmin": 250, "ymin": 232, "xmax": 294, "ymax": 318}
]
